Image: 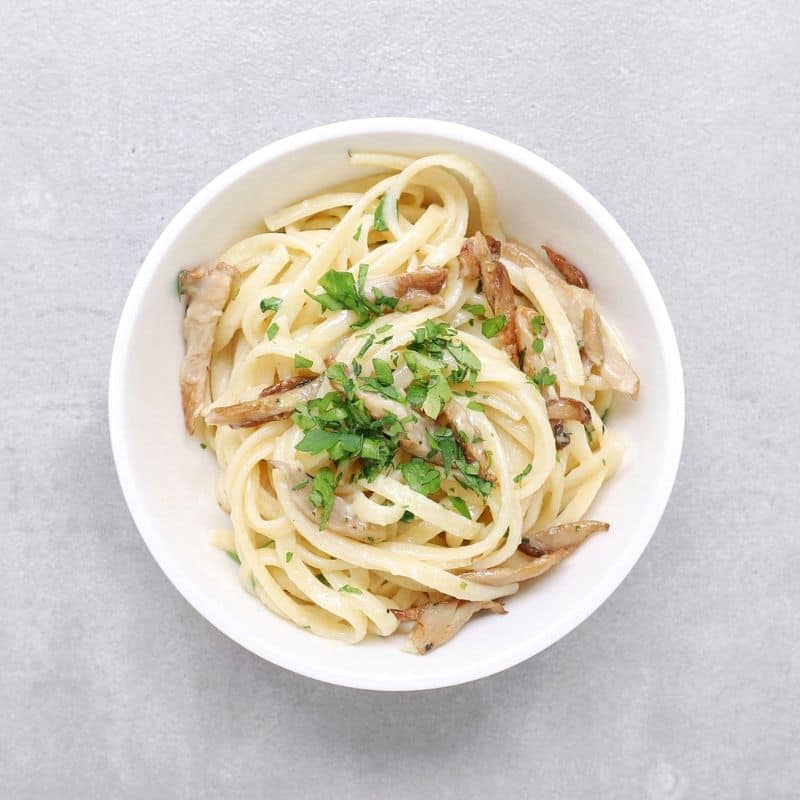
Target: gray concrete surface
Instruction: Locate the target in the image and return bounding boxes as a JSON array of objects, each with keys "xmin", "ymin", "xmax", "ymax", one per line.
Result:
[{"xmin": 2, "ymin": 1, "xmax": 798, "ymax": 797}]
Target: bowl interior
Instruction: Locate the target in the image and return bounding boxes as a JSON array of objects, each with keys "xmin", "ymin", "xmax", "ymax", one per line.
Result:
[{"xmin": 110, "ymin": 120, "xmax": 683, "ymax": 690}]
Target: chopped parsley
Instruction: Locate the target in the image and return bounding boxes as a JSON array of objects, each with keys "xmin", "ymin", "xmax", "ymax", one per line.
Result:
[
  {"xmin": 400, "ymin": 510, "xmax": 415, "ymax": 523},
  {"xmin": 533, "ymin": 337, "xmax": 544, "ymax": 354},
  {"xmin": 225, "ymin": 550, "xmax": 241, "ymax": 565},
  {"xmin": 339, "ymin": 584, "xmax": 363, "ymax": 595},
  {"xmin": 308, "ymin": 467, "xmax": 339, "ymax": 528},
  {"xmin": 466, "ymin": 400, "xmax": 485, "ymax": 412},
  {"xmin": 372, "ymin": 358, "xmax": 393, "ymax": 386},
  {"xmin": 448, "ymin": 495, "xmax": 471, "ymax": 519},
  {"xmin": 285, "ymin": 552, "xmax": 293, "ymax": 563},
  {"xmin": 267, "ymin": 322, "xmax": 279, "ymax": 341},
  {"xmin": 373, "ymin": 195, "xmax": 389, "ymax": 231},
  {"xmin": 200, "ymin": 442, "xmax": 207, "ymax": 449},
  {"xmin": 176, "ymin": 273, "xmax": 185, "ymax": 298},
  {"xmin": 482, "ymin": 315, "xmax": 507, "ymax": 338},
  {"xmin": 463, "ymin": 303, "xmax": 486, "ymax": 317},
  {"xmin": 528, "ymin": 366, "xmax": 556, "ymax": 386},
  {"xmin": 353, "ymin": 223, "xmax": 362, "ymax": 241},
  {"xmin": 306, "ymin": 267, "xmax": 397, "ymax": 329},
  {"xmin": 530, "ymin": 314, "xmax": 545, "ymax": 334},
  {"xmin": 291, "ymin": 478, "xmax": 310, "ymax": 491},
  {"xmin": 459, "ymin": 581, "xmax": 468, "ymax": 590},
  {"xmin": 260, "ymin": 296, "xmax": 282, "ymax": 313},
  {"xmin": 401, "ymin": 458, "xmax": 442, "ymax": 496},
  {"xmin": 513, "ymin": 464, "xmax": 532, "ymax": 483},
  {"xmin": 294, "ymin": 354, "xmax": 313, "ymax": 369}
]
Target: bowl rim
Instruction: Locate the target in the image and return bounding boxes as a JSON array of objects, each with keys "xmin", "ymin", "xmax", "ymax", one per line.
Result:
[{"xmin": 109, "ymin": 117, "xmax": 685, "ymax": 691}]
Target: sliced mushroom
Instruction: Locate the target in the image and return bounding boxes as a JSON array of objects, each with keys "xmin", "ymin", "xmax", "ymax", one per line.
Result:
[
  {"xmin": 580, "ymin": 307, "xmax": 602, "ymax": 366},
  {"xmin": 519, "ymin": 520, "xmax": 609, "ymax": 557},
  {"xmin": 205, "ymin": 376, "xmax": 324, "ymax": 428},
  {"xmin": 366, "ymin": 266, "xmax": 447, "ymax": 310},
  {"xmin": 459, "ymin": 233, "xmax": 518, "ymax": 361},
  {"xmin": 502, "ymin": 241, "xmax": 639, "ymax": 398},
  {"xmin": 269, "ymin": 461, "xmax": 386, "ymax": 541},
  {"xmin": 546, "ymin": 397, "xmax": 592, "ymax": 425},
  {"xmin": 542, "ymin": 245, "xmax": 589, "ymax": 289},
  {"xmin": 459, "ymin": 548, "xmax": 570, "ymax": 587},
  {"xmin": 458, "ymin": 232, "xmax": 500, "ymax": 279},
  {"xmin": 440, "ymin": 400, "xmax": 494, "ymax": 481},
  {"xmin": 179, "ymin": 262, "xmax": 238, "ymax": 433},
  {"xmin": 392, "ymin": 598, "xmax": 506, "ymax": 653}
]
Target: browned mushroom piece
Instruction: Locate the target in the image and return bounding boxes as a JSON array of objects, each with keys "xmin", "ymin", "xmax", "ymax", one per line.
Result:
[
  {"xmin": 458, "ymin": 548, "xmax": 570, "ymax": 587},
  {"xmin": 392, "ymin": 598, "xmax": 506, "ymax": 653},
  {"xmin": 518, "ymin": 520, "xmax": 609, "ymax": 557},
  {"xmin": 365, "ymin": 266, "xmax": 447, "ymax": 310},
  {"xmin": 546, "ymin": 397, "xmax": 592, "ymax": 424},
  {"xmin": 458, "ymin": 233, "xmax": 518, "ymax": 361},
  {"xmin": 179, "ymin": 262, "xmax": 239, "ymax": 433},
  {"xmin": 440, "ymin": 400, "xmax": 494, "ymax": 481},
  {"xmin": 542, "ymin": 245, "xmax": 590, "ymax": 289},
  {"xmin": 502, "ymin": 241, "xmax": 640, "ymax": 399},
  {"xmin": 205, "ymin": 376, "xmax": 324, "ymax": 428}
]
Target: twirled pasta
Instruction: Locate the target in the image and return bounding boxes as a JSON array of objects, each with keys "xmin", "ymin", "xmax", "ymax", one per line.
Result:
[{"xmin": 179, "ymin": 153, "xmax": 636, "ymax": 651}]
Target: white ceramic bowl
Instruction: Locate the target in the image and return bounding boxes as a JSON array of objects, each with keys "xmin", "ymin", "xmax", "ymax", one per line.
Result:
[{"xmin": 109, "ymin": 118, "xmax": 684, "ymax": 691}]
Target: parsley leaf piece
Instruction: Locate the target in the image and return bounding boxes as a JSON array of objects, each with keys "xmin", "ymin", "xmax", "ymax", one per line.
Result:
[
  {"xmin": 513, "ymin": 464, "xmax": 532, "ymax": 483},
  {"xmin": 285, "ymin": 552, "xmax": 293, "ymax": 563},
  {"xmin": 400, "ymin": 510, "xmax": 415, "ymax": 523},
  {"xmin": 448, "ymin": 495, "xmax": 471, "ymax": 519},
  {"xmin": 531, "ymin": 314, "xmax": 545, "ymax": 334},
  {"xmin": 529, "ymin": 366, "xmax": 557, "ymax": 386},
  {"xmin": 466, "ymin": 400, "xmax": 485, "ymax": 412},
  {"xmin": 533, "ymin": 337, "xmax": 544, "ymax": 354},
  {"xmin": 357, "ymin": 334, "xmax": 375, "ymax": 358},
  {"xmin": 353, "ymin": 223, "xmax": 362, "ymax": 241},
  {"xmin": 294, "ymin": 354, "xmax": 313, "ymax": 369},
  {"xmin": 372, "ymin": 358, "xmax": 393, "ymax": 386},
  {"xmin": 225, "ymin": 550, "xmax": 241, "ymax": 565},
  {"xmin": 260, "ymin": 297, "xmax": 282, "ymax": 313},
  {"xmin": 373, "ymin": 195, "xmax": 389, "ymax": 231},
  {"xmin": 339, "ymin": 584, "xmax": 363, "ymax": 594},
  {"xmin": 422, "ymin": 373, "xmax": 452, "ymax": 419},
  {"xmin": 463, "ymin": 303, "xmax": 486, "ymax": 317},
  {"xmin": 291, "ymin": 478, "xmax": 310, "ymax": 491},
  {"xmin": 267, "ymin": 322, "xmax": 279, "ymax": 340},
  {"xmin": 308, "ymin": 467, "xmax": 339, "ymax": 528},
  {"xmin": 401, "ymin": 458, "xmax": 441, "ymax": 496},
  {"xmin": 357, "ymin": 263, "xmax": 369, "ymax": 293},
  {"xmin": 482, "ymin": 315, "xmax": 507, "ymax": 338}
]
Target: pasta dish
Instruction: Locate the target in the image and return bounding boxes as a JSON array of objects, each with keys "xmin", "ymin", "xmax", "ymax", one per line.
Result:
[{"xmin": 177, "ymin": 152, "xmax": 639, "ymax": 653}]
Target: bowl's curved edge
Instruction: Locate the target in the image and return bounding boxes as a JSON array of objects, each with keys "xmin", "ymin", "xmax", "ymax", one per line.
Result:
[{"xmin": 109, "ymin": 117, "xmax": 685, "ymax": 691}]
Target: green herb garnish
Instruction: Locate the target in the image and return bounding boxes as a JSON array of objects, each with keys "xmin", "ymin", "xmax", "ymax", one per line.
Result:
[
  {"xmin": 529, "ymin": 366, "xmax": 556, "ymax": 386},
  {"xmin": 482, "ymin": 315, "xmax": 507, "ymax": 338},
  {"xmin": 267, "ymin": 322, "xmax": 279, "ymax": 340},
  {"xmin": 448, "ymin": 495, "xmax": 471, "ymax": 519},
  {"xmin": 294, "ymin": 354, "xmax": 313, "ymax": 369},
  {"xmin": 260, "ymin": 297, "xmax": 282, "ymax": 313},
  {"xmin": 373, "ymin": 195, "xmax": 389, "ymax": 231},
  {"xmin": 401, "ymin": 458, "xmax": 442, "ymax": 496},
  {"xmin": 225, "ymin": 550, "xmax": 241, "ymax": 565},
  {"xmin": 339, "ymin": 584, "xmax": 363, "ymax": 595},
  {"xmin": 308, "ymin": 467, "xmax": 340, "ymax": 528},
  {"xmin": 513, "ymin": 464, "xmax": 532, "ymax": 483}
]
